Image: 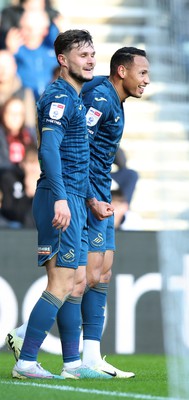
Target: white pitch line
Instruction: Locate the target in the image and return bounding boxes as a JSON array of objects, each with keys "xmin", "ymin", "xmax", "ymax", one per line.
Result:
[{"xmin": 0, "ymin": 380, "xmax": 180, "ymax": 400}]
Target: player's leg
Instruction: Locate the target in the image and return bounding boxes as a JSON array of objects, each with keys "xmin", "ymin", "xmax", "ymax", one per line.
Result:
[
  {"xmin": 81, "ymin": 211, "xmax": 110, "ymax": 367},
  {"xmin": 6, "ymin": 190, "xmax": 81, "ymax": 363},
  {"xmin": 82, "ymin": 249, "xmax": 135, "ymax": 378},
  {"xmin": 57, "ymin": 266, "xmax": 85, "ymax": 375},
  {"xmin": 56, "ymin": 209, "xmax": 112, "ymax": 380},
  {"xmin": 82, "ymin": 249, "xmax": 113, "ymax": 367},
  {"xmin": 13, "ymin": 256, "xmax": 75, "ymax": 379},
  {"xmin": 82, "ymin": 213, "xmax": 135, "ymax": 378},
  {"xmin": 86, "ymin": 250, "xmax": 135, "ymax": 378},
  {"xmin": 12, "ymin": 188, "xmax": 74, "ymax": 380}
]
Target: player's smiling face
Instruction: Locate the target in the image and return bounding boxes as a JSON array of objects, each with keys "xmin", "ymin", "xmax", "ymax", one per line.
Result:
[
  {"xmin": 66, "ymin": 42, "xmax": 96, "ymax": 84},
  {"xmin": 123, "ymin": 55, "xmax": 150, "ymax": 99}
]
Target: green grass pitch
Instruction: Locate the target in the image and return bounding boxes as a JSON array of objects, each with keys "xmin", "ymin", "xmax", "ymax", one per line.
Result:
[{"xmin": 0, "ymin": 353, "xmax": 169, "ymax": 400}]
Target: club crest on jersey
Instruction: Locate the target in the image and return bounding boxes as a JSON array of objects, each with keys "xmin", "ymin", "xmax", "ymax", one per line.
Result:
[
  {"xmin": 49, "ymin": 102, "xmax": 65, "ymax": 120},
  {"xmin": 86, "ymin": 107, "xmax": 102, "ymax": 127}
]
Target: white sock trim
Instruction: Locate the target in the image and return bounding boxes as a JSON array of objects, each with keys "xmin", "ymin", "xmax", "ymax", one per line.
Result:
[
  {"xmin": 82, "ymin": 339, "xmax": 102, "ymax": 367},
  {"xmin": 16, "ymin": 360, "xmax": 36, "ymax": 369},
  {"xmin": 63, "ymin": 360, "xmax": 82, "ymax": 369}
]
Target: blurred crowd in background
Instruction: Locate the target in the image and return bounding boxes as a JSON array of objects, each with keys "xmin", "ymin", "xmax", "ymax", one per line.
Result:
[{"xmin": 0, "ymin": 0, "xmax": 141, "ymax": 230}]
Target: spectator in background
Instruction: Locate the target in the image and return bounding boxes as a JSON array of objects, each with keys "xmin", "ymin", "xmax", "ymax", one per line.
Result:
[
  {"xmin": 111, "ymin": 146, "xmax": 139, "ymax": 206},
  {"xmin": 111, "ymin": 148, "xmax": 144, "ymax": 230},
  {"xmin": 5, "ymin": 8, "xmax": 58, "ymax": 100},
  {"xmin": 0, "ymin": 49, "xmax": 36, "ymax": 133},
  {"xmin": 0, "ymin": 144, "xmax": 40, "ymax": 228},
  {"xmin": 0, "ymin": 96, "xmax": 35, "ymax": 170},
  {"xmin": 0, "ymin": 0, "xmax": 63, "ymax": 49}
]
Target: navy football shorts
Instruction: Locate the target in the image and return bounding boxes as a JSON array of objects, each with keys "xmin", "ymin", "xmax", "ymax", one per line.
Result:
[
  {"xmin": 32, "ymin": 188, "xmax": 88, "ymax": 268},
  {"xmin": 87, "ymin": 208, "xmax": 115, "ymax": 253}
]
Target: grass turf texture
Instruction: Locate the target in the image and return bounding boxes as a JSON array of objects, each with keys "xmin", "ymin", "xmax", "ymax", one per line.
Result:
[{"xmin": 0, "ymin": 353, "xmax": 168, "ymax": 400}]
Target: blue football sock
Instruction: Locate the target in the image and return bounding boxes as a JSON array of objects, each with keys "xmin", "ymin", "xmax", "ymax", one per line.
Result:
[
  {"xmin": 57, "ymin": 295, "xmax": 82, "ymax": 363},
  {"xmin": 20, "ymin": 290, "xmax": 62, "ymax": 361},
  {"xmin": 81, "ymin": 283, "xmax": 108, "ymax": 341}
]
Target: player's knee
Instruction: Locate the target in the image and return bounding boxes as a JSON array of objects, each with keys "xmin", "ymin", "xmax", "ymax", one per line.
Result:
[
  {"xmin": 73, "ymin": 277, "xmax": 87, "ymax": 297},
  {"xmin": 65, "ymin": 282, "xmax": 75, "ymax": 298},
  {"xmin": 87, "ymin": 272, "xmax": 100, "ymax": 288},
  {"xmin": 101, "ymin": 268, "xmax": 112, "ymax": 283}
]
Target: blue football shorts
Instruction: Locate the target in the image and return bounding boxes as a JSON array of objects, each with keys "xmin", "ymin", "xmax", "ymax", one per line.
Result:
[
  {"xmin": 87, "ymin": 208, "xmax": 115, "ymax": 253},
  {"xmin": 32, "ymin": 188, "xmax": 88, "ymax": 268}
]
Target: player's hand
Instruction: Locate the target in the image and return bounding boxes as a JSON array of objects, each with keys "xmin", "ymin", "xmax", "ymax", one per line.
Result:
[
  {"xmin": 52, "ymin": 200, "xmax": 71, "ymax": 231},
  {"xmin": 87, "ymin": 198, "xmax": 114, "ymax": 221}
]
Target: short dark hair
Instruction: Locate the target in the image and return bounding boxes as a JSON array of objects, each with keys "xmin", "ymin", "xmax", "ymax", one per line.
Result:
[
  {"xmin": 110, "ymin": 46, "xmax": 147, "ymax": 75},
  {"xmin": 54, "ymin": 29, "xmax": 93, "ymax": 61}
]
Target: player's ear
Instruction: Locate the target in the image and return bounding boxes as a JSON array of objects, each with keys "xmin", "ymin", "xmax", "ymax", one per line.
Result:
[
  {"xmin": 58, "ymin": 53, "xmax": 68, "ymax": 67},
  {"xmin": 117, "ymin": 65, "xmax": 126, "ymax": 79}
]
